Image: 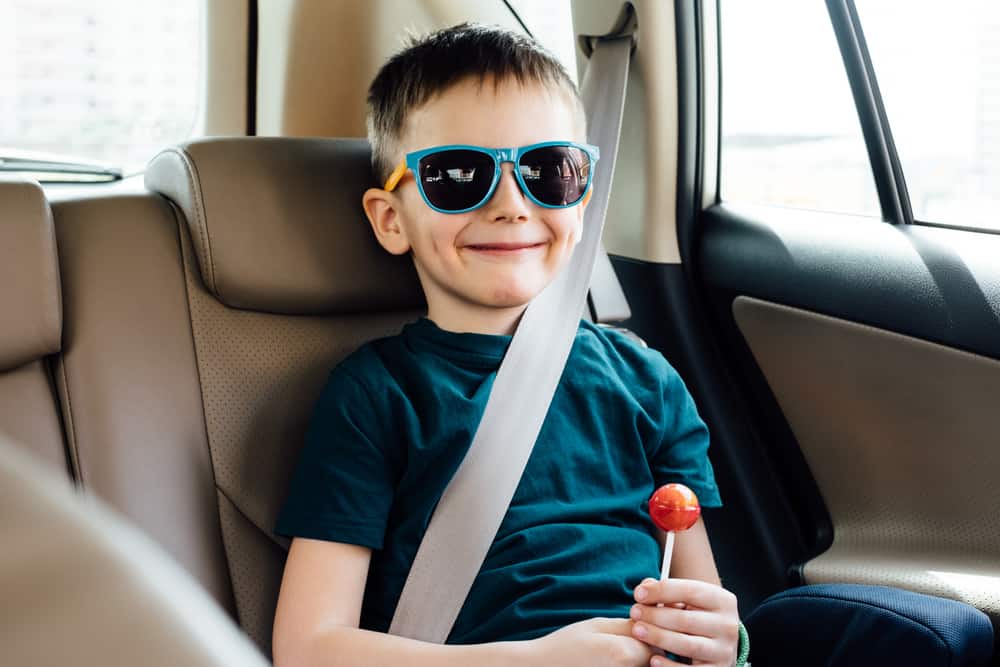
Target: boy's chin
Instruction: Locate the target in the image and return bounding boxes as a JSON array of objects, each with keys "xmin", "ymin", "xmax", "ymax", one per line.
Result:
[
  {"xmin": 488, "ymin": 298, "xmax": 534, "ymax": 310},
  {"xmin": 483, "ymin": 285, "xmax": 546, "ymax": 308}
]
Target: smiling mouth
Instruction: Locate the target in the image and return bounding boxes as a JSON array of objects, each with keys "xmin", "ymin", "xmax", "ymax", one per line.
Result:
[{"xmin": 464, "ymin": 242, "xmax": 546, "ymax": 252}]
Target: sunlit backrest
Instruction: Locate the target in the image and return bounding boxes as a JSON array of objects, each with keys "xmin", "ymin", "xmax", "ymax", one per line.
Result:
[{"xmin": 0, "ymin": 179, "xmax": 68, "ymax": 474}]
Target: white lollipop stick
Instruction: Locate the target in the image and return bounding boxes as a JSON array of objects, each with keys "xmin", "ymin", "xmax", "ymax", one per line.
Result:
[{"xmin": 660, "ymin": 530, "xmax": 675, "ymax": 580}]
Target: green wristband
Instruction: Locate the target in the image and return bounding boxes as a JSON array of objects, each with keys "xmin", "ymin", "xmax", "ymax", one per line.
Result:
[{"xmin": 735, "ymin": 620, "xmax": 750, "ymax": 667}]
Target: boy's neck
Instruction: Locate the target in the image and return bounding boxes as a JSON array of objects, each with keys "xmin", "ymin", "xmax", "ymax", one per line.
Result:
[{"xmin": 425, "ymin": 302, "xmax": 528, "ymax": 336}]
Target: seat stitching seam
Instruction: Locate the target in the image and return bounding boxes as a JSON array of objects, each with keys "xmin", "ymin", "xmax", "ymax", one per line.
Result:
[
  {"xmin": 170, "ymin": 147, "xmax": 211, "ymax": 288},
  {"xmin": 185, "ymin": 150, "xmax": 217, "ymax": 291},
  {"xmin": 56, "ymin": 357, "xmax": 83, "ymax": 486},
  {"xmin": 212, "ymin": 487, "xmax": 246, "ymax": 631},
  {"xmin": 170, "ymin": 146, "xmax": 216, "ymax": 293},
  {"xmin": 43, "ymin": 198, "xmax": 62, "ymax": 356},
  {"xmin": 217, "ymin": 483, "xmax": 290, "ymax": 551}
]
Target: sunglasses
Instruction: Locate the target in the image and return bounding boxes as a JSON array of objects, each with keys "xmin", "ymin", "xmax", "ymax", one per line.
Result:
[{"xmin": 383, "ymin": 141, "xmax": 600, "ymax": 214}]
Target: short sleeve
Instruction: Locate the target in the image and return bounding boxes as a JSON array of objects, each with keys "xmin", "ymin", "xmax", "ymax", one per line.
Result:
[
  {"xmin": 274, "ymin": 366, "xmax": 400, "ymax": 549},
  {"xmin": 649, "ymin": 359, "xmax": 723, "ymax": 508}
]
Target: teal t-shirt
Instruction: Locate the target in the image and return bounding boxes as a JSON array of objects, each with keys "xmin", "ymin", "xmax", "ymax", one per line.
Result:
[{"xmin": 274, "ymin": 316, "xmax": 721, "ymax": 644}]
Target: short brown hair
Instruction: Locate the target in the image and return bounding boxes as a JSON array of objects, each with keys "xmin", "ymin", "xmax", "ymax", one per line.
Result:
[{"xmin": 366, "ymin": 22, "xmax": 585, "ymax": 183}]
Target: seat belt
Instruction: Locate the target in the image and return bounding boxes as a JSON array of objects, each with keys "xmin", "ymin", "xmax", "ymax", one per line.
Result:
[
  {"xmin": 388, "ymin": 35, "xmax": 634, "ymax": 644},
  {"xmin": 589, "ymin": 245, "xmax": 632, "ymax": 322}
]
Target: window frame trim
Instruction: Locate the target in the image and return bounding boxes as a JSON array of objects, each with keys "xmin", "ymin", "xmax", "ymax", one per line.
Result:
[{"xmin": 826, "ymin": 0, "xmax": 913, "ymax": 225}]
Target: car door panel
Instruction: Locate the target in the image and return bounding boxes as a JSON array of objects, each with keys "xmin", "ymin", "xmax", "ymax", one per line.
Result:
[
  {"xmin": 701, "ymin": 204, "xmax": 1000, "ymax": 361},
  {"xmin": 695, "ymin": 201, "xmax": 1000, "ymax": 628},
  {"xmin": 733, "ymin": 294, "xmax": 1000, "ymax": 622}
]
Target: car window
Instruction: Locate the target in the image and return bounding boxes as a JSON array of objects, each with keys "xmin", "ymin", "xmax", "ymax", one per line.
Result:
[
  {"xmin": 718, "ymin": 0, "xmax": 881, "ymax": 218},
  {"xmin": 855, "ymin": 0, "xmax": 1000, "ymax": 231},
  {"xmin": 507, "ymin": 0, "xmax": 577, "ymax": 82},
  {"xmin": 0, "ymin": 0, "xmax": 201, "ymax": 177}
]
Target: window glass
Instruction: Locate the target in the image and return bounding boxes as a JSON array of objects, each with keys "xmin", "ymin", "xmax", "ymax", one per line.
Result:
[
  {"xmin": 855, "ymin": 0, "xmax": 1000, "ymax": 231},
  {"xmin": 719, "ymin": 0, "xmax": 880, "ymax": 217},
  {"xmin": 0, "ymin": 0, "xmax": 201, "ymax": 176},
  {"xmin": 508, "ymin": 0, "xmax": 577, "ymax": 82}
]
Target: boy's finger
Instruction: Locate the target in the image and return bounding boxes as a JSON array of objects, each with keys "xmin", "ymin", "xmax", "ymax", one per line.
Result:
[
  {"xmin": 639, "ymin": 578, "xmax": 685, "ymax": 608},
  {"xmin": 630, "ymin": 603, "xmax": 731, "ymax": 639},
  {"xmin": 633, "ymin": 578, "xmax": 735, "ymax": 611},
  {"xmin": 649, "ymin": 657, "xmax": 688, "ymax": 667},
  {"xmin": 631, "ymin": 622, "xmax": 730, "ymax": 664}
]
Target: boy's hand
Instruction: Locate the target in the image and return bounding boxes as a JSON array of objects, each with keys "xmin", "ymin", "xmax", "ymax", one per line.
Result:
[
  {"xmin": 529, "ymin": 617, "xmax": 660, "ymax": 667},
  {"xmin": 630, "ymin": 577, "xmax": 740, "ymax": 666}
]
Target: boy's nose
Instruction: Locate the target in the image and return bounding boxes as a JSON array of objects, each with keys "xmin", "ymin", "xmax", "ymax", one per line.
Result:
[{"xmin": 483, "ymin": 163, "xmax": 530, "ymax": 222}]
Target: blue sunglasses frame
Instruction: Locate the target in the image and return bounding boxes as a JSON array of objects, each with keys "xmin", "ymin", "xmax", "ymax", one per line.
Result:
[{"xmin": 383, "ymin": 141, "xmax": 600, "ymax": 214}]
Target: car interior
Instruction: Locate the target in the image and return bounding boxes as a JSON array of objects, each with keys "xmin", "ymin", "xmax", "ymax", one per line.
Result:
[{"xmin": 3, "ymin": 1, "xmax": 1000, "ymax": 665}]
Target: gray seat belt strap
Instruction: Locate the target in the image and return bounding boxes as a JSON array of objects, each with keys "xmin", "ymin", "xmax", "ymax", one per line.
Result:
[
  {"xmin": 589, "ymin": 243, "xmax": 632, "ymax": 322},
  {"xmin": 388, "ymin": 36, "xmax": 633, "ymax": 644}
]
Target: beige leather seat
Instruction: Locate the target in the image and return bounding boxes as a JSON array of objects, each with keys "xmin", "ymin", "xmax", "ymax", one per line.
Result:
[
  {"xmin": 0, "ymin": 431, "xmax": 270, "ymax": 667},
  {"xmin": 51, "ymin": 138, "xmax": 425, "ymax": 658},
  {"xmin": 0, "ymin": 179, "xmax": 69, "ymax": 474}
]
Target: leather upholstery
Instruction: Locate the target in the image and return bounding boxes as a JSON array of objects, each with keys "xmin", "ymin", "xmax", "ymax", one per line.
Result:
[
  {"xmin": 0, "ymin": 360, "xmax": 67, "ymax": 472},
  {"xmin": 0, "ymin": 179, "xmax": 61, "ymax": 371},
  {"xmin": 53, "ymin": 193, "xmax": 237, "ymax": 615},
  {"xmin": 51, "ymin": 139, "xmax": 426, "ymax": 657},
  {"xmin": 0, "ymin": 179, "xmax": 67, "ymax": 470},
  {"xmin": 0, "ymin": 433, "xmax": 270, "ymax": 667},
  {"xmin": 174, "ymin": 217, "xmax": 422, "ymax": 653},
  {"xmin": 144, "ymin": 137, "xmax": 425, "ymax": 316},
  {"xmin": 142, "ymin": 138, "xmax": 426, "ymax": 654}
]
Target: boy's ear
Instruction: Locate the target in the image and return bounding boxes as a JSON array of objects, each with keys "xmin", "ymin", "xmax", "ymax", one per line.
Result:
[{"xmin": 362, "ymin": 188, "xmax": 412, "ymax": 255}]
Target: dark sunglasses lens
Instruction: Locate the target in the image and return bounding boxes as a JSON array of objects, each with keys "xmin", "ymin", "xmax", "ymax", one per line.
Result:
[
  {"xmin": 518, "ymin": 146, "xmax": 591, "ymax": 207},
  {"xmin": 418, "ymin": 150, "xmax": 496, "ymax": 211}
]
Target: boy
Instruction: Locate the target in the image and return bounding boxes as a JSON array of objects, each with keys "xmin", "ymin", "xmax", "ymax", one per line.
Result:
[{"xmin": 273, "ymin": 23, "xmax": 740, "ymax": 667}]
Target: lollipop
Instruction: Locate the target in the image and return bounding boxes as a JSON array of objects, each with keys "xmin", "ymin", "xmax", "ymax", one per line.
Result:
[{"xmin": 648, "ymin": 483, "xmax": 701, "ymax": 579}]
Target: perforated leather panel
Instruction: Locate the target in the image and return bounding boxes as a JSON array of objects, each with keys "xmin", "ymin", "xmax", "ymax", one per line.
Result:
[
  {"xmin": 216, "ymin": 490, "xmax": 286, "ymax": 654},
  {"xmin": 733, "ymin": 296, "xmax": 1000, "ymax": 626}
]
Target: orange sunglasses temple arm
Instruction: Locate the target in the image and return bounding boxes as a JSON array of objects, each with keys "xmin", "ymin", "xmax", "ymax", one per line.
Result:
[{"xmin": 383, "ymin": 158, "xmax": 407, "ymax": 191}]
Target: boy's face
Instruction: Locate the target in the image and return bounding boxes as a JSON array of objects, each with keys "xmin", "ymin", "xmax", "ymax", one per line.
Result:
[{"xmin": 363, "ymin": 76, "xmax": 586, "ymax": 332}]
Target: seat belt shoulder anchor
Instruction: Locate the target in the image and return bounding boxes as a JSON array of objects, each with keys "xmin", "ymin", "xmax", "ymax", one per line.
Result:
[{"xmin": 578, "ymin": 2, "xmax": 638, "ymax": 59}]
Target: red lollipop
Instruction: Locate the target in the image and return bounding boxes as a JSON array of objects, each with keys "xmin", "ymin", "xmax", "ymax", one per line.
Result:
[{"xmin": 648, "ymin": 483, "xmax": 701, "ymax": 579}]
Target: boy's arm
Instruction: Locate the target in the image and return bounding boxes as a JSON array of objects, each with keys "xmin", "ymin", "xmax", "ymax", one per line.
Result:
[
  {"xmin": 656, "ymin": 517, "xmax": 722, "ymax": 586},
  {"xmin": 272, "ymin": 537, "xmax": 532, "ymax": 667},
  {"xmin": 273, "ymin": 538, "xmax": 653, "ymax": 667}
]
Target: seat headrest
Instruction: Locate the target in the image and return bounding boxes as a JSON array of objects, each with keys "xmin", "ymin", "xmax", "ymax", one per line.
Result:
[
  {"xmin": 144, "ymin": 137, "xmax": 424, "ymax": 316},
  {"xmin": 0, "ymin": 179, "xmax": 61, "ymax": 372}
]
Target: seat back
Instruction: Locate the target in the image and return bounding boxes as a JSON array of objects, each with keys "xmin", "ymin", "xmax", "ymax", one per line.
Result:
[
  {"xmin": 54, "ymin": 138, "xmax": 425, "ymax": 657},
  {"xmin": 53, "ymin": 185, "xmax": 239, "ymax": 614},
  {"xmin": 0, "ymin": 179, "xmax": 68, "ymax": 473},
  {"xmin": 0, "ymin": 431, "xmax": 271, "ymax": 667}
]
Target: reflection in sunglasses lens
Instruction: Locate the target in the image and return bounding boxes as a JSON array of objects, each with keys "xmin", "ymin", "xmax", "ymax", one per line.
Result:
[
  {"xmin": 419, "ymin": 150, "xmax": 495, "ymax": 211},
  {"xmin": 519, "ymin": 146, "xmax": 589, "ymax": 207}
]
